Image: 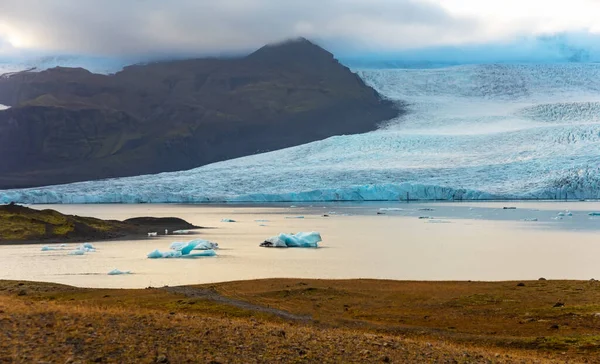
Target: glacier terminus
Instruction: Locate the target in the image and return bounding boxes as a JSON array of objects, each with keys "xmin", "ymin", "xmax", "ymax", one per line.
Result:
[{"xmin": 3, "ymin": 63, "xmax": 600, "ymax": 203}]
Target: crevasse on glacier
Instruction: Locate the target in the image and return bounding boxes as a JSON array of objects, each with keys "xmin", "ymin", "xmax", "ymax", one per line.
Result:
[{"xmin": 4, "ymin": 64, "xmax": 600, "ymax": 203}]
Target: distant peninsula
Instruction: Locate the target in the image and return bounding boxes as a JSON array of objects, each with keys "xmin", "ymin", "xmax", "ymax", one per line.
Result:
[
  {"xmin": 0, "ymin": 38, "xmax": 401, "ymax": 189},
  {"xmin": 0, "ymin": 203, "xmax": 199, "ymax": 244}
]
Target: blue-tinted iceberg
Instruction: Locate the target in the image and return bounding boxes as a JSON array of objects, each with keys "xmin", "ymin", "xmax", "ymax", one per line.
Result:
[
  {"xmin": 68, "ymin": 249, "xmax": 86, "ymax": 256},
  {"xmin": 260, "ymin": 232, "xmax": 321, "ymax": 248},
  {"xmin": 41, "ymin": 245, "xmax": 69, "ymax": 251},
  {"xmin": 170, "ymin": 239, "xmax": 219, "ymax": 252},
  {"xmin": 108, "ymin": 269, "xmax": 132, "ymax": 275},
  {"xmin": 221, "ymin": 219, "xmax": 236, "ymax": 223}
]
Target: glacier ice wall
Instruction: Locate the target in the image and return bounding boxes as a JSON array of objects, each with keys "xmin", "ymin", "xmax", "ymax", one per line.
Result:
[{"xmin": 3, "ymin": 64, "xmax": 600, "ymax": 203}]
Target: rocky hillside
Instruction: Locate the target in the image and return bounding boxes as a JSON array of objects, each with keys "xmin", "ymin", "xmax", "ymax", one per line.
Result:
[
  {"xmin": 0, "ymin": 203, "xmax": 199, "ymax": 244},
  {"xmin": 0, "ymin": 38, "xmax": 400, "ymax": 189}
]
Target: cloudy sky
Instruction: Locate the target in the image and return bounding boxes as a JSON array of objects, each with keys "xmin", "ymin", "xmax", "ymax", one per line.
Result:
[{"xmin": 1, "ymin": 0, "xmax": 599, "ymax": 57}]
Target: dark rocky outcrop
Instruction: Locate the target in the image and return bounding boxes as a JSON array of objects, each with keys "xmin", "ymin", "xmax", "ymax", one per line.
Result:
[
  {"xmin": 0, "ymin": 203, "xmax": 199, "ymax": 244},
  {"xmin": 0, "ymin": 38, "xmax": 400, "ymax": 189}
]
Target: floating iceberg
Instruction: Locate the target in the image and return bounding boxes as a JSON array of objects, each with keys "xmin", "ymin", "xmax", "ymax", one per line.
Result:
[
  {"xmin": 179, "ymin": 250, "xmax": 217, "ymax": 258},
  {"xmin": 589, "ymin": 212, "xmax": 600, "ymax": 216},
  {"xmin": 221, "ymin": 219, "xmax": 236, "ymax": 223},
  {"xmin": 108, "ymin": 269, "xmax": 131, "ymax": 275},
  {"xmin": 285, "ymin": 216, "xmax": 305, "ymax": 219},
  {"xmin": 170, "ymin": 239, "xmax": 219, "ymax": 252},
  {"xmin": 68, "ymin": 249, "xmax": 85, "ymax": 256},
  {"xmin": 379, "ymin": 208, "xmax": 404, "ymax": 211},
  {"xmin": 255, "ymin": 219, "xmax": 270, "ymax": 222},
  {"xmin": 173, "ymin": 230, "xmax": 191, "ymax": 235},
  {"xmin": 260, "ymin": 232, "xmax": 321, "ymax": 248},
  {"xmin": 77, "ymin": 243, "xmax": 96, "ymax": 252},
  {"xmin": 41, "ymin": 245, "xmax": 68, "ymax": 251},
  {"xmin": 148, "ymin": 232, "xmax": 158, "ymax": 237},
  {"xmin": 147, "ymin": 249, "xmax": 182, "ymax": 259},
  {"xmin": 523, "ymin": 218, "xmax": 539, "ymax": 222}
]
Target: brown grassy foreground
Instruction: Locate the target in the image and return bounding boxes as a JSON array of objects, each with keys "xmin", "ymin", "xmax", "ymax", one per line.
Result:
[{"xmin": 2, "ymin": 279, "xmax": 600, "ymax": 363}]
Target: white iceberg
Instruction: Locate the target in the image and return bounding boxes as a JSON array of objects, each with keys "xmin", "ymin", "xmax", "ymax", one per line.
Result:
[
  {"xmin": 108, "ymin": 269, "xmax": 132, "ymax": 275},
  {"xmin": 221, "ymin": 218, "xmax": 236, "ymax": 223},
  {"xmin": 558, "ymin": 212, "xmax": 565, "ymax": 217},
  {"xmin": 148, "ymin": 232, "xmax": 158, "ymax": 237},
  {"xmin": 170, "ymin": 239, "xmax": 219, "ymax": 252},
  {"xmin": 260, "ymin": 232, "xmax": 321, "ymax": 248},
  {"xmin": 77, "ymin": 243, "xmax": 96, "ymax": 252},
  {"xmin": 173, "ymin": 230, "xmax": 191, "ymax": 235}
]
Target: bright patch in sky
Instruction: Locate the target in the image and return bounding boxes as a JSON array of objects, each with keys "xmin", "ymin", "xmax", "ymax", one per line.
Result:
[{"xmin": 1, "ymin": 0, "xmax": 600, "ymax": 56}]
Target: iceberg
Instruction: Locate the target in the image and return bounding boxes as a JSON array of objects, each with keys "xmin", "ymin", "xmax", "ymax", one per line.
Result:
[
  {"xmin": 173, "ymin": 230, "xmax": 191, "ymax": 235},
  {"xmin": 221, "ymin": 219, "xmax": 236, "ymax": 223},
  {"xmin": 147, "ymin": 249, "xmax": 216, "ymax": 259},
  {"xmin": 41, "ymin": 245, "xmax": 69, "ymax": 251},
  {"xmin": 147, "ymin": 249, "xmax": 182, "ymax": 259},
  {"xmin": 108, "ymin": 269, "xmax": 131, "ymax": 275},
  {"xmin": 285, "ymin": 216, "xmax": 305, "ymax": 219},
  {"xmin": 68, "ymin": 249, "xmax": 85, "ymax": 256},
  {"xmin": 379, "ymin": 208, "xmax": 404, "ymax": 211},
  {"xmin": 77, "ymin": 243, "xmax": 96, "ymax": 252},
  {"xmin": 179, "ymin": 250, "xmax": 217, "ymax": 258},
  {"xmin": 589, "ymin": 212, "xmax": 600, "ymax": 216},
  {"xmin": 170, "ymin": 239, "xmax": 219, "ymax": 252},
  {"xmin": 148, "ymin": 232, "xmax": 158, "ymax": 237},
  {"xmin": 260, "ymin": 232, "xmax": 321, "ymax": 248}
]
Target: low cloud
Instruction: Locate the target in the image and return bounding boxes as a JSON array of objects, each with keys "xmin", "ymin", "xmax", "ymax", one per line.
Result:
[
  {"xmin": 0, "ymin": 0, "xmax": 480, "ymax": 57},
  {"xmin": 1, "ymin": 0, "xmax": 599, "ymax": 60}
]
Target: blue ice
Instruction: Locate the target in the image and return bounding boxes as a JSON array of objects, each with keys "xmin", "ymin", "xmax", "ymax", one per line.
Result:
[
  {"xmin": 260, "ymin": 232, "xmax": 321, "ymax": 248},
  {"xmin": 108, "ymin": 269, "xmax": 132, "ymax": 275}
]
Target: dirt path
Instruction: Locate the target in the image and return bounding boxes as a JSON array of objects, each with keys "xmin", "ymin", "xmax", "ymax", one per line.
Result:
[{"xmin": 161, "ymin": 286, "xmax": 312, "ymax": 322}]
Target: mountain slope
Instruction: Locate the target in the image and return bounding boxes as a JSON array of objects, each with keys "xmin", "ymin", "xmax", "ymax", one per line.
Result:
[{"xmin": 0, "ymin": 38, "xmax": 400, "ymax": 189}]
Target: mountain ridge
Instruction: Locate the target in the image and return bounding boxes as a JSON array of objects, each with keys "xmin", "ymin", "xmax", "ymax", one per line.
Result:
[{"xmin": 0, "ymin": 38, "xmax": 401, "ymax": 189}]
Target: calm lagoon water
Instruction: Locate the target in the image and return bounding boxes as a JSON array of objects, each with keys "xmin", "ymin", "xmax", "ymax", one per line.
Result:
[{"xmin": 2, "ymin": 202, "xmax": 600, "ymax": 288}]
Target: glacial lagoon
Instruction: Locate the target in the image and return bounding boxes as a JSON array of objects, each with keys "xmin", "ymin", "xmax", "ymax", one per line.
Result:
[{"xmin": 2, "ymin": 202, "xmax": 600, "ymax": 288}]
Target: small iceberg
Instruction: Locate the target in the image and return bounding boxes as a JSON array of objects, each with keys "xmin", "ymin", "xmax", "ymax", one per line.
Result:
[
  {"xmin": 379, "ymin": 208, "xmax": 404, "ymax": 212},
  {"xmin": 221, "ymin": 218, "xmax": 236, "ymax": 223},
  {"xmin": 418, "ymin": 216, "xmax": 434, "ymax": 220},
  {"xmin": 427, "ymin": 219, "xmax": 451, "ymax": 224},
  {"xmin": 108, "ymin": 269, "xmax": 132, "ymax": 275},
  {"xmin": 68, "ymin": 249, "xmax": 86, "ymax": 256},
  {"xmin": 77, "ymin": 243, "xmax": 96, "ymax": 252},
  {"xmin": 148, "ymin": 232, "xmax": 158, "ymax": 237},
  {"xmin": 503, "ymin": 207, "xmax": 517, "ymax": 210},
  {"xmin": 557, "ymin": 212, "xmax": 565, "ymax": 217},
  {"xmin": 41, "ymin": 244, "xmax": 68, "ymax": 251},
  {"xmin": 285, "ymin": 216, "xmax": 305, "ymax": 219},
  {"xmin": 255, "ymin": 219, "xmax": 270, "ymax": 222},
  {"xmin": 170, "ymin": 239, "xmax": 219, "ymax": 251},
  {"xmin": 260, "ymin": 232, "xmax": 321, "ymax": 248},
  {"xmin": 589, "ymin": 212, "xmax": 600, "ymax": 216},
  {"xmin": 173, "ymin": 230, "xmax": 192, "ymax": 235},
  {"xmin": 523, "ymin": 218, "xmax": 538, "ymax": 222},
  {"xmin": 147, "ymin": 249, "xmax": 216, "ymax": 259}
]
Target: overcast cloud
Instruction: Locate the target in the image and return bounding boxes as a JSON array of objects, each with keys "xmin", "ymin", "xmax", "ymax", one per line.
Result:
[{"xmin": 0, "ymin": 0, "xmax": 599, "ymax": 57}]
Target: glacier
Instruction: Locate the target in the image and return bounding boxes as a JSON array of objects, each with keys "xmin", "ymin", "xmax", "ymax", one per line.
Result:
[{"xmin": 4, "ymin": 64, "xmax": 600, "ymax": 202}]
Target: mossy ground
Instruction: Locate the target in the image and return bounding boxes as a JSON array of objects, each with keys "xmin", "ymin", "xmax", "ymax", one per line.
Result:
[{"xmin": 2, "ymin": 279, "xmax": 599, "ymax": 362}]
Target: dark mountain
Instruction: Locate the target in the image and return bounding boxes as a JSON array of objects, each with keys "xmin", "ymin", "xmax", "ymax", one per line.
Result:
[{"xmin": 0, "ymin": 38, "xmax": 400, "ymax": 189}]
